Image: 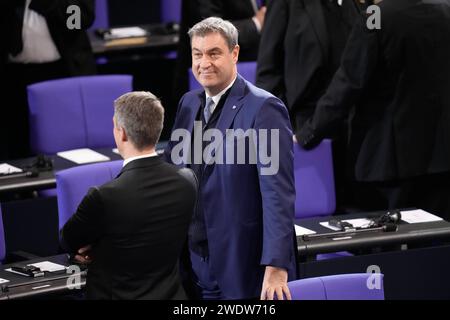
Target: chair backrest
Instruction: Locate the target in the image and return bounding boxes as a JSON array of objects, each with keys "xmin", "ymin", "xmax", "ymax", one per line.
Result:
[
  {"xmin": 90, "ymin": 0, "xmax": 109, "ymax": 30},
  {"xmin": 294, "ymin": 139, "xmax": 336, "ymax": 218},
  {"xmin": 161, "ymin": 0, "xmax": 181, "ymax": 23},
  {"xmin": 56, "ymin": 160, "xmax": 123, "ymax": 231},
  {"xmin": 28, "ymin": 75, "xmax": 132, "ymax": 154},
  {"xmin": 188, "ymin": 61, "xmax": 257, "ymax": 90},
  {"xmin": 0, "ymin": 205, "xmax": 6, "ymax": 262},
  {"xmin": 288, "ymin": 273, "xmax": 385, "ymax": 300}
]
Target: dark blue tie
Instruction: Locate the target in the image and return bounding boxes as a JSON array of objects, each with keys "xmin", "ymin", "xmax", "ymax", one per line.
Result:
[{"xmin": 204, "ymin": 97, "xmax": 214, "ymax": 123}]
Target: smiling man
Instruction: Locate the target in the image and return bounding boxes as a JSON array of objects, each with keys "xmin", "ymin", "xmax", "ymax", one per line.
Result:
[{"xmin": 165, "ymin": 17, "xmax": 297, "ymax": 300}]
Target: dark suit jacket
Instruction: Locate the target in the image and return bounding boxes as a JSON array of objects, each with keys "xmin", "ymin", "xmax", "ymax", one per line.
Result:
[
  {"xmin": 173, "ymin": 0, "xmax": 260, "ymax": 107},
  {"xmin": 0, "ymin": 0, "xmax": 95, "ymax": 75},
  {"xmin": 298, "ymin": 0, "xmax": 450, "ymax": 182},
  {"xmin": 165, "ymin": 75, "xmax": 297, "ymax": 299},
  {"xmin": 256, "ymin": 0, "xmax": 360, "ymax": 128},
  {"xmin": 61, "ymin": 156, "xmax": 197, "ymax": 300}
]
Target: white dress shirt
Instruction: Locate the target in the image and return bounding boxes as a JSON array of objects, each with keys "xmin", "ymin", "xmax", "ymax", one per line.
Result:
[
  {"xmin": 122, "ymin": 152, "xmax": 158, "ymax": 167},
  {"xmin": 205, "ymin": 76, "xmax": 237, "ymax": 115},
  {"xmin": 9, "ymin": 0, "xmax": 61, "ymax": 63}
]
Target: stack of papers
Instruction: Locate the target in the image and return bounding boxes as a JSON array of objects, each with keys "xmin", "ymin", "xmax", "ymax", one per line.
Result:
[
  {"xmin": 5, "ymin": 261, "xmax": 67, "ymax": 277},
  {"xmin": 29, "ymin": 261, "xmax": 67, "ymax": 272},
  {"xmin": 400, "ymin": 209, "xmax": 443, "ymax": 223},
  {"xmin": 321, "ymin": 218, "xmax": 373, "ymax": 231},
  {"xmin": 295, "ymin": 225, "xmax": 316, "ymax": 236},
  {"xmin": 105, "ymin": 27, "xmax": 147, "ymax": 40},
  {"xmin": 0, "ymin": 163, "xmax": 22, "ymax": 174},
  {"xmin": 57, "ymin": 148, "xmax": 110, "ymax": 164}
]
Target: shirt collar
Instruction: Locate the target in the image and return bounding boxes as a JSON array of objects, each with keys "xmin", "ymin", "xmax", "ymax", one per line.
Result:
[
  {"xmin": 123, "ymin": 152, "xmax": 158, "ymax": 167},
  {"xmin": 205, "ymin": 76, "xmax": 237, "ymax": 106}
]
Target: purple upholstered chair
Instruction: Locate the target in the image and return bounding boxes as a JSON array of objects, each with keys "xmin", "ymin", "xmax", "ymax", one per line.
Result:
[
  {"xmin": 294, "ymin": 139, "xmax": 336, "ymax": 219},
  {"xmin": 189, "ymin": 61, "xmax": 257, "ymax": 90},
  {"xmin": 0, "ymin": 205, "xmax": 6, "ymax": 263},
  {"xmin": 294, "ymin": 140, "xmax": 352, "ymax": 260},
  {"xmin": 90, "ymin": 0, "xmax": 109, "ymax": 30},
  {"xmin": 288, "ymin": 273, "xmax": 385, "ymax": 300},
  {"xmin": 161, "ymin": 0, "xmax": 181, "ymax": 23},
  {"xmin": 56, "ymin": 160, "xmax": 123, "ymax": 232},
  {"xmin": 27, "ymin": 75, "xmax": 132, "ymax": 155}
]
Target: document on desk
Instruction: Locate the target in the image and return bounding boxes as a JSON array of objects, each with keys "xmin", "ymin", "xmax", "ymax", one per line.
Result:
[
  {"xmin": 295, "ymin": 225, "xmax": 316, "ymax": 236},
  {"xmin": 0, "ymin": 163, "xmax": 22, "ymax": 174},
  {"xmin": 29, "ymin": 261, "xmax": 66, "ymax": 272},
  {"xmin": 321, "ymin": 218, "xmax": 372, "ymax": 231},
  {"xmin": 107, "ymin": 26, "xmax": 147, "ymax": 39},
  {"xmin": 400, "ymin": 209, "xmax": 443, "ymax": 224},
  {"xmin": 57, "ymin": 148, "xmax": 110, "ymax": 164}
]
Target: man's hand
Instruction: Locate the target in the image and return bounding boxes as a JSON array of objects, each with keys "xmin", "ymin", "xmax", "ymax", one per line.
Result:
[
  {"xmin": 254, "ymin": 6, "xmax": 267, "ymax": 29},
  {"xmin": 260, "ymin": 266, "xmax": 292, "ymax": 300},
  {"xmin": 74, "ymin": 245, "xmax": 93, "ymax": 264}
]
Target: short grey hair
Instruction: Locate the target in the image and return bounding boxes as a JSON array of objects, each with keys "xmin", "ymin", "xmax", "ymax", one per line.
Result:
[
  {"xmin": 114, "ymin": 91, "xmax": 164, "ymax": 150},
  {"xmin": 188, "ymin": 17, "xmax": 239, "ymax": 51}
]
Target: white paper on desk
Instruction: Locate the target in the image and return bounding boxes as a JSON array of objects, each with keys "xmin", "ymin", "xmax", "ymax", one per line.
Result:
[
  {"xmin": 0, "ymin": 163, "xmax": 22, "ymax": 174},
  {"xmin": 401, "ymin": 209, "xmax": 443, "ymax": 224},
  {"xmin": 29, "ymin": 261, "xmax": 66, "ymax": 272},
  {"xmin": 295, "ymin": 225, "xmax": 316, "ymax": 236},
  {"xmin": 0, "ymin": 278, "xmax": 10, "ymax": 284},
  {"xmin": 57, "ymin": 148, "xmax": 110, "ymax": 164},
  {"xmin": 4, "ymin": 268, "xmax": 30, "ymax": 276},
  {"xmin": 320, "ymin": 218, "xmax": 373, "ymax": 231},
  {"xmin": 109, "ymin": 27, "xmax": 147, "ymax": 38}
]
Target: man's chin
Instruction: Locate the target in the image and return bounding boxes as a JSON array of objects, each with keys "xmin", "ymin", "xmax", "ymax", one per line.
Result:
[{"xmin": 200, "ymin": 81, "xmax": 218, "ymax": 90}]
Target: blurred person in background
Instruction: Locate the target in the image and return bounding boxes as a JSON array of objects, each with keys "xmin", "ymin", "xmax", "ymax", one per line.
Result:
[{"xmin": 0, "ymin": 0, "xmax": 96, "ymax": 161}]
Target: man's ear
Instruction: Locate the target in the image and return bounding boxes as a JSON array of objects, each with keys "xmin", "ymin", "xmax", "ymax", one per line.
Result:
[
  {"xmin": 232, "ymin": 45, "xmax": 240, "ymax": 63},
  {"xmin": 120, "ymin": 126, "xmax": 128, "ymax": 142}
]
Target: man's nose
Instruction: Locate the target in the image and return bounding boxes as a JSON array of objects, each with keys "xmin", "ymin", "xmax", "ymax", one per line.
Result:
[{"xmin": 199, "ymin": 56, "xmax": 212, "ymax": 69}]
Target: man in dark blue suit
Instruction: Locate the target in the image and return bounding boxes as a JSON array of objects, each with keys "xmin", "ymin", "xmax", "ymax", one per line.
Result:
[{"xmin": 165, "ymin": 17, "xmax": 296, "ymax": 300}]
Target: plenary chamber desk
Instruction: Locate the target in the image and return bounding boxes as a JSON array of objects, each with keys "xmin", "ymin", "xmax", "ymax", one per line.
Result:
[
  {"xmin": 295, "ymin": 211, "xmax": 450, "ymax": 299},
  {"xmin": 0, "ymin": 254, "xmax": 85, "ymax": 300},
  {"xmin": 0, "ymin": 148, "xmax": 122, "ymax": 196}
]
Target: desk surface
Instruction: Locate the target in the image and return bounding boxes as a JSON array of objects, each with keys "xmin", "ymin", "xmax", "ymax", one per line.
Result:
[
  {"xmin": 295, "ymin": 211, "xmax": 450, "ymax": 257},
  {"xmin": 0, "ymin": 254, "xmax": 85, "ymax": 300},
  {"xmin": 0, "ymin": 148, "xmax": 122, "ymax": 194},
  {"xmin": 89, "ymin": 24, "xmax": 179, "ymax": 57}
]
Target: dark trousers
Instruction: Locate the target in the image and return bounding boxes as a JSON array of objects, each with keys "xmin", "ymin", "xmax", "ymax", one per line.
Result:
[
  {"xmin": 1, "ymin": 60, "xmax": 68, "ymax": 161},
  {"xmin": 189, "ymin": 251, "xmax": 226, "ymax": 300},
  {"xmin": 350, "ymin": 172, "xmax": 450, "ymax": 220}
]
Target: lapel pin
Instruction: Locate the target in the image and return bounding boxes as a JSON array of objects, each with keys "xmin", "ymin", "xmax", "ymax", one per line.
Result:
[{"xmin": 232, "ymin": 105, "xmax": 237, "ymax": 110}]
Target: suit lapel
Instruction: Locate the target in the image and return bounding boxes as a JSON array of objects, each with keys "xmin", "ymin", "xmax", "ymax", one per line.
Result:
[
  {"xmin": 188, "ymin": 92, "xmax": 203, "ymax": 133},
  {"xmin": 203, "ymin": 75, "xmax": 246, "ymax": 166},
  {"xmin": 215, "ymin": 75, "xmax": 246, "ymax": 136},
  {"xmin": 303, "ymin": 0, "xmax": 329, "ymax": 63}
]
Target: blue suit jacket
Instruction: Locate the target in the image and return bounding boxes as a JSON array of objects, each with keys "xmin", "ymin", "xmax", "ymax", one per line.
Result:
[{"xmin": 166, "ymin": 75, "xmax": 297, "ymax": 298}]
